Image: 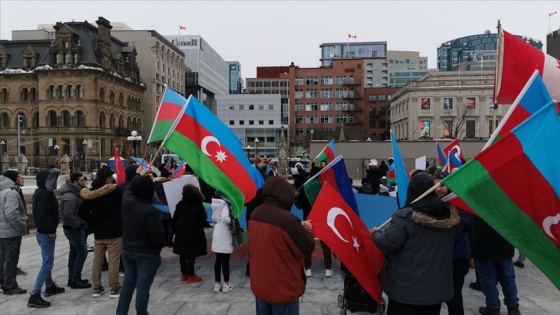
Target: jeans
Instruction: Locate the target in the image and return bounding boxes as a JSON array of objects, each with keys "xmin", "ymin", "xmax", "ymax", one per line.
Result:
[
  {"xmin": 445, "ymin": 257, "xmax": 470, "ymax": 315},
  {"xmin": 516, "ymin": 252, "xmax": 526, "ymax": 263},
  {"xmin": 256, "ymin": 297, "xmax": 300, "ymax": 315},
  {"xmin": 63, "ymin": 228, "xmax": 88, "ymax": 283},
  {"xmin": 476, "ymin": 258, "xmax": 519, "ymax": 309},
  {"xmin": 0, "ymin": 236, "xmax": 22, "ymax": 290},
  {"xmin": 116, "ymin": 250, "xmax": 161, "ymax": 315},
  {"xmin": 32, "ymin": 232, "xmax": 56, "ymax": 294}
]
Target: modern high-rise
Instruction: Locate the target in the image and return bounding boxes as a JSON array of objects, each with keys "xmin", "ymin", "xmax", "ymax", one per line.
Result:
[
  {"xmin": 387, "ymin": 51, "xmax": 431, "ymax": 87},
  {"xmin": 437, "ymin": 32, "xmax": 543, "ymax": 71},
  {"xmin": 227, "ymin": 61, "xmax": 243, "ymax": 94},
  {"xmin": 547, "ymin": 29, "xmax": 560, "ymax": 59}
]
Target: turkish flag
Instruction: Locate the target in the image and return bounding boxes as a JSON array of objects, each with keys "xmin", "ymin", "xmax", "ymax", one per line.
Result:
[
  {"xmin": 113, "ymin": 145, "xmax": 125, "ymax": 185},
  {"xmin": 443, "ymin": 138, "xmax": 464, "ymax": 161},
  {"xmin": 307, "ymin": 183, "xmax": 383, "ymax": 304}
]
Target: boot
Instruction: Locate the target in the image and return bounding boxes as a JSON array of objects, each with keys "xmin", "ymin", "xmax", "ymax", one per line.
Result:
[
  {"xmin": 27, "ymin": 293, "xmax": 51, "ymax": 308},
  {"xmin": 507, "ymin": 304, "xmax": 522, "ymax": 315},
  {"xmin": 479, "ymin": 306, "xmax": 500, "ymax": 315}
]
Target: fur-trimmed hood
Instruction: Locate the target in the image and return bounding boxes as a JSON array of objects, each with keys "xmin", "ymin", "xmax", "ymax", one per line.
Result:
[
  {"xmin": 80, "ymin": 183, "xmax": 116, "ymax": 200},
  {"xmin": 412, "ymin": 202, "xmax": 460, "ymax": 229}
]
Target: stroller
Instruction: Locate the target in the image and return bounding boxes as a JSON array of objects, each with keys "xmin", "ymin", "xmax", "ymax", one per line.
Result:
[{"xmin": 338, "ymin": 264, "xmax": 385, "ymax": 315}]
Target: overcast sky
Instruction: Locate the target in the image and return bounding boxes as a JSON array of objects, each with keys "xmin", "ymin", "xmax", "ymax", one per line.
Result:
[{"xmin": 1, "ymin": 1, "xmax": 557, "ymax": 78}]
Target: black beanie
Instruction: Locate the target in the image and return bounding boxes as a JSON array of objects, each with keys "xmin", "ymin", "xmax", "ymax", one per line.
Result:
[
  {"xmin": 405, "ymin": 171, "xmax": 435, "ymax": 206},
  {"xmin": 3, "ymin": 170, "xmax": 19, "ymax": 183},
  {"xmin": 130, "ymin": 175, "xmax": 154, "ymax": 201}
]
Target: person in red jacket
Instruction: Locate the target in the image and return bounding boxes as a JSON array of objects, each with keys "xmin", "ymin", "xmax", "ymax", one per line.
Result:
[{"xmin": 249, "ymin": 176, "xmax": 315, "ymax": 315}]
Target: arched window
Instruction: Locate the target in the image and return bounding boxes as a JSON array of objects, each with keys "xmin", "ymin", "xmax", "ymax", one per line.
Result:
[
  {"xmin": 132, "ymin": 117, "xmax": 137, "ymax": 130},
  {"xmin": 99, "ymin": 112, "xmax": 106, "ymax": 129},
  {"xmin": 22, "ymin": 88, "xmax": 29, "ymax": 101},
  {"xmin": 64, "ymin": 53, "xmax": 70, "ymax": 64},
  {"xmin": 1, "ymin": 113, "xmax": 9, "ymax": 128},
  {"xmin": 18, "ymin": 113, "xmax": 27, "ymax": 128},
  {"xmin": 30, "ymin": 88, "xmax": 37, "ymax": 101},
  {"xmin": 109, "ymin": 114, "xmax": 115, "ymax": 128},
  {"xmin": 62, "ymin": 111, "xmax": 70, "ymax": 127},
  {"xmin": 0, "ymin": 88, "xmax": 8, "ymax": 102},
  {"xmin": 49, "ymin": 85, "xmax": 56, "ymax": 99},
  {"xmin": 77, "ymin": 85, "xmax": 84, "ymax": 99},
  {"xmin": 73, "ymin": 53, "xmax": 78, "ymax": 64},
  {"xmin": 127, "ymin": 117, "xmax": 131, "ymax": 129},
  {"xmin": 119, "ymin": 93, "xmax": 123, "ymax": 106},
  {"xmin": 118, "ymin": 115, "xmax": 124, "ymax": 129},
  {"xmin": 76, "ymin": 110, "xmax": 85, "ymax": 127},
  {"xmin": 49, "ymin": 111, "xmax": 57, "ymax": 127},
  {"xmin": 109, "ymin": 91, "xmax": 115, "ymax": 104},
  {"xmin": 68, "ymin": 85, "xmax": 75, "ymax": 99},
  {"xmin": 58, "ymin": 85, "xmax": 66, "ymax": 99},
  {"xmin": 99, "ymin": 87, "xmax": 105, "ymax": 102},
  {"xmin": 32, "ymin": 112, "xmax": 39, "ymax": 128}
]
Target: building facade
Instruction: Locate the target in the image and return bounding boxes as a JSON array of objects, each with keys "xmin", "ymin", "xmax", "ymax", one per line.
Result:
[
  {"xmin": 547, "ymin": 29, "xmax": 560, "ymax": 60},
  {"xmin": 164, "ymin": 35, "xmax": 229, "ymax": 110},
  {"xmin": 437, "ymin": 32, "xmax": 543, "ymax": 71},
  {"xmin": 387, "ymin": 50, "xmax": 431, "ymax": 87},
  {"xmin": 0, "ymin": 17, "xmax": 146, "ymax": 170},
  {"xmin": 112, "ymin": 29, "xmax": 185, "ymax": 140},
  {"xmin": 390, "ymin": 71, "xmax": 504, "ymax": 142},
  {"xmin": 227, "ymin": 61, "xmax": 243, "ymax": 94},
  {"xmin": 363, "ymin": 87, "xmax": 399, "ymax": 140},
  {"xmin": 215, "ymin": 94, "xmax": 282, "ymax": 159}
]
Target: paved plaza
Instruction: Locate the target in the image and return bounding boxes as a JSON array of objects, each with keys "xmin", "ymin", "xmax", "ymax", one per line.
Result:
[{"xmin": 1, "ymin": 226, "xmax": 559, "ymax": 315}]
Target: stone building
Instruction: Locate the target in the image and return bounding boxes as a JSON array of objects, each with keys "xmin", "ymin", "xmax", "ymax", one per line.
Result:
[{"xmin": 0, "ymin": 17, "xmax": 146, "ymax": 171}]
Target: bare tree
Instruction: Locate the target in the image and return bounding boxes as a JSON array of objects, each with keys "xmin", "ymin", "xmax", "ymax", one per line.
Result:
[{"xmin": 440, "ymin": 100, "xmax": 476, "ymax": 139}]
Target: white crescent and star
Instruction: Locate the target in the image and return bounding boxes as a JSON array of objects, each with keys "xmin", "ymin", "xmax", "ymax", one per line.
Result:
[
  {"xmin": 542, "ymin": 213, "xmax": 560, "ymax": 244},
  {"xmin": 327, "ymin": 207, "xmax": 360, "ymax": 252},
  {"xmin": 200, "ymin": 136, "xmax": 228, "ymax": 163}
]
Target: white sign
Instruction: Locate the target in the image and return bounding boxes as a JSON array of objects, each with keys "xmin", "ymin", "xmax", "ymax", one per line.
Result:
[
  {"xmin": 163, "ymin": 175, "xmax": 200, "ymax": 217},
  {"xmin": 415, "ymin": 156, "xmax": 427, "ymax": 171}
]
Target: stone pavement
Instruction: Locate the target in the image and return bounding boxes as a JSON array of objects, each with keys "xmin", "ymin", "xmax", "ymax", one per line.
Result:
[{"xmin": 1, "ymin": 227, "xmax": 559, "ymax": 315}]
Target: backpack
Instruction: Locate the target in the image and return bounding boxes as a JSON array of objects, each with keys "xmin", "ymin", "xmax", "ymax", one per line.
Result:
[{"xmin": 221, "ymin": 195, "xmax": 244, "ymax": 248}]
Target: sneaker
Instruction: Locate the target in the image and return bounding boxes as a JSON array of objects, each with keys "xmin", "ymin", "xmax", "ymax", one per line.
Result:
[
  {"xmin": 479, "ymin": 306, "xmax": 501, "ymax": 315},
  {"xmin": 213, "ymin": 283, "xmax": 222, "ymax": 293},
  {"xmin": 92, "ymin": 286, "xmax": 105, "ymax": 298},
  {"xmin": 513, "ymin": 261, "xmax": 525, "ymax": 268},
  {"xmin": 110, "ymin": 287, "xmax": 120, "ymax": 299},
  {"xmin": 27, "ymin": 293, "xmax": 51, "ymax": 308},
  {"xmin": 181, "ymin": 274, "xmax": 189, "ymax": 282},
  {"xmin": 70, "ymin": 280, "xmax": 92, "ymax": 289},
  {"xmin": 222, "ymin": 283, "xmax": 233, "ymax": 293},
  {"xmin": 3, "ymin": 287, "xmax": 27, "ymax": 295},
  {"xmin": 305, "ymin": 269, "xmax": 312, "ymax": 277},
  {"xmin": 16, "ymin": 267, "xmax": 27, "ymax": 275},
  {"xmin": 469, "ymin": 281, "xmax": 482, "ymax": 292},
  {"xmin": 507, "ymin": 304, "xmax": 521, "ymax": 315},
  {"xmin": 185, "ymin": 275, "xmax": 202, "ymax": 283},
  {"xmin": 44, "ymin": 284, "xmax": 65, "ymax": 297},
  {"xmin": 87, "ymin": 246, "xmax": 94, "ymax": 252},
  {"xmin": 325, "ymin": 269, "xmax": 333, "ymax": 277}
]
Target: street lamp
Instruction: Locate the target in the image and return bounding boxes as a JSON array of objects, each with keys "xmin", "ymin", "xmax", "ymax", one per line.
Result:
[
  {"xmin": 82, "ymin": 140, "xmax": 88, "ymax": 172},
  {"xmin": 127, "ymin": 130, "xmax": 142, "ymax": 157},
  {"xmin": 54, "ymin": 144, "xmax": 60, "ymax": 168},
  {"xmin": 254, "ymin": 137, "xmax": 260, "ymax": 161},
  {"xmin": 17, "ymin": 114, "xmax": 22, "ymax": 158},
  {"xmin": 245, "ymin": 145, "xmax": 252, "ymax": 160}
]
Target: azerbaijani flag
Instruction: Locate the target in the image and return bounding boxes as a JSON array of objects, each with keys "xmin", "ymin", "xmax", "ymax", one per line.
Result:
[
  {"xmin": 486, "ymin": 70, "xmax": 552, "ymax": 149},
  {"xmin": 147, "ymin": 86, "xmax": 188, "ymax": 143},
  {"xmin": 444, "ymin": 150, "xmax": 462, "ymax": 173},
  {"xmin": 436, "ymin": 142, "xmax": 447, "ymax": 168},
  {"xmin": 172, "ymin": 160, "xmax": 186, "ymax": 178},
  {"xmin": 131, "ymin": 156, "xmax": 160, "ymax": 177},
  {"xmin": 441, "ymin": 100, "xmax": 560, "ymax": 290},
  {"xmin": 303, "ymin": 155, "xmax": 359, "ymax": 215},
  {"xmin": 316, "ymin": 139, "xmax": 336, "ymax": 164},
  {"xmin": 162, "ymin": 95, "xmax": 265, "ymax": 218},
  {"xmin": 386, "ymin": 164, "xmax": 395, "ymax": 187},
  {"xmin": 495, "ymin": 28, "xmax": 560, "ymax": 105},
  {"xmin": 390, "ymin": 131, "xmax": 410, "ymax": 207}
]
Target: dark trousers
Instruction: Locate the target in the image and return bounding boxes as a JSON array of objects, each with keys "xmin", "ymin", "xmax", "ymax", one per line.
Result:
[
  {"xmin": 387, "ymin": 298, "xmax": 441, "ymax": 315},
  {"xmin": 214, "ymin": 253, "xmax": 230, "ymax": 282},
  {"xmin": 304, "ymin": 241, "xmax": 332, "ymax": 269},
  {"xmin": 0, "ymin": 236, "xmax": 22, "ymax": 291},
  {"xmin": 445, "ymin": 257, "xmax": 470, "ymax": 315},
  {"xmin": 179, "ymin": 255, "xmax": 196, "ymax": 276},
  {"xmin": 63, "ymin": 228, "xmax": 88, "ymax": 283}
]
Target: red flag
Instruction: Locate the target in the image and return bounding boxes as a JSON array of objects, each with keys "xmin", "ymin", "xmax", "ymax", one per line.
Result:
[
  {"xmin": 307, "ymin": 183, "xmax": 383, "ymax": 304},
  {"xmin": 179, "ymin": 25, "xmax": 186, "ymax": 30},
  {"xmin": 113, "ymin": 145, "xmax": 125, "ymax": 185},
  {"xmin": 550, "ymin": 11, "xmax": 557, "ymax": 17},
  {"xmin": 348, "ymin": 33, "xmax": 357, "ymax": 39},
  {"xmin": 443, "ymin": 138, "xmax": 464, "ymax": 161}
]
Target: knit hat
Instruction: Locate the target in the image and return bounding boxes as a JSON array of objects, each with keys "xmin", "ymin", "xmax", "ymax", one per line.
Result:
[
  {"xmin": 405, "ymin": 171, "xmax": 435, "ymax": 206},
  {"xmin": 3, "ymin": 170, "xmax": 19, "ymax": 183},
  {"xmin": 130, "ymin": 175, "xmax": 154, "ymax": 201}
]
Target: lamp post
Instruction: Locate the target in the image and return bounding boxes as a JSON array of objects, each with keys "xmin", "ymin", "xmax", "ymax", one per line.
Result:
[
  {"xmin": 54, "ymin": 144, "xmax": 60, "ymax": 168},
  {"xmin": 127, "ymin": 130, "xmax": 142, "ymax": 157},
  {"xmin": 245, "ymin": 145, "xmax": 252, "ymax": 161},
  {"xmin": 17, "ymin": 114, "xmax": 22, "ymax": 158},
  {"xmin": 254, "ymin": 137, "xmax": 260, "ymax": 161},
  {"xmin": 309, "ymin": 129, "xmax": 314, "ymax": 159},
  {"xmin": 82, "ymin": 140, "xmax": 88, "ymax": 172}
]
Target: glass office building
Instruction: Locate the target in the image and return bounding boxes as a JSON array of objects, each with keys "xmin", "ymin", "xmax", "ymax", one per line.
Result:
[{"xmin": 320, "ymin": 42, "xmax": 387, "ymax": 67}]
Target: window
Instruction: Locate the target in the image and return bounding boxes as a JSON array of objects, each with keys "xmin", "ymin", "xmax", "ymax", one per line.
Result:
[
  {"xmin": 295, "ymin": 116, "xmax": 303, "ymax": 124},
  {"xmin": 421, "ymin": 98, "xmax": 431, "ymax": 110},
  {"xmin": 0, "ymin": 88, "xmax": 8, "ymax": 102},
  {"xmin": 369, "ymin": 95, "xmax": 377, "ymax": 103},
  {"xmin": 466, "ymin": 120, "xmax": 476, "ymax": 138},
  {"xmin": 305, "ymin": 89, "xmax": 317, "ymax": 98},
  {"xmin": 335, "ymin": 114, "xmax": 348, "ymax": 123},
  {"xmin": 306, "ymin": 115, "xmax": 318, "ymax": 124},
  {"xmin": 249, "ymin": 120, "xmax": 254, "ymax": 125},
  {"xmin": 229, "ymin": 105, "xmax": 235, "ymax": 110},
  {"xmin": 73, "ymin": 53, "xmax": 78, "ymax": 64},
  {"xmin": 295, "ymin": 103, "xmax": 304, "ymax": 111},
  {"xmin": 1, "ymin": 113, "xmax": 9, "ymax": 128},
  {"xmin": 99, "ymin": 87, "xmax": 105, "ymax": 101},
  {"xmin": 335, "ymin": 76, "xmax": 347, "ymax": 84},
  {"xmin": 268, "ymin": 120, "xmax": 273, "ymax": 125},
  {"xmin": 335, "ymin": 102, "xmax": 348, "ymax": 110},
  {"xmin": 58, "ymin": 86, "xmax": 65, "ymax": 99},
  {"xmin": 239, "ymin": 105, "xmax": 244, "ymax": 110},
  {"xmin": 76, "ymin": 111, "xmax": 85, "ymax": 127},
  {"xmin": 258, "ymin": 120, "xmax": 264, "ymax": 125},
  {"xmin": 295, "ymin": 89, "xmax": 304, "ymax": 99},
  {"xmin": 443, "ymin": 98, "xmax": 453, "ymax": 109},
  {"xmin": 466, "ymin": 97, "xmax": 476, "ymax": 109},
  {"xmin": 335, "ymin": 88, "xmax": 347, "ymax": 98},
  {"xmin": 77, "ymin": 85, "xmax": 84, "ymax": 99},
  {"xmin": 62, "ymin": 111, "xmax": 71, "ymax": 127},
  {"xmin": 488, "ymin": 119, "xmax": 499, "ymax": 137},
  {"xmin": 49, "ymin": 111, "xmax": 57, "ymax": 127},
  {"xmin": 64, "ymin": 54, "xmax": 70, "ymax": 64},
  {"xmin": 268, "ymin": 104, "xmax": 274, "ymax": 110},
  {"xmin": 229, "ymin": 120, "xmax": 234, "ymax": 125},
  {"xmin": 305, "ymin": 102, "xmax": 318, "ymax": 111},
  {"xmin": 295, "ymin": 77, "xmax": 304, "ymax": 85},
  {"xmin": 295, "ymin": 128, "xmax": 304, "ymax": 136},
  {"xmin": 249, "ymin": 105, "xmax": 254, "ymax": 110},
  {"xmin": 306, "ymin": 76, "xmax": 318, "ymax": 85},
  {"xmin": 259, "ymin": 105, "xmax": 264, "ymax": 110},
  {"xmin": 321, "ymin": 115, "xmax": 333, "ymax": 123},
  {"xmin": 99, "ymin": 112, "xmax": 106, "ymax": 129},
  {"xmin": 239, "ymin": 120, "xmax": 245, "ymax": 125},
  {"xmin": 420, "ymin": 120, "xmax": 430, "ymax": 138},
  {"xmin": 321, "ymin": 76, "xmax": 333, "ymax": 85},
  {"xmin": 378, "ymin": 95, "xmax": 386, "ymax": 102},
  {"xmin": 320, "ymin": 102, "xmax": 332, "ymax": 111},
  {"xmin": 49, "ymin": 85, "xmax": 56, "ymax": 99},
  {"xmin": 109, "ymin": 114, "xmax": 115, "ymax": 128},
  {"xmin": 320, "ymin": 88, "xmax": 333, "ymax": 98},
  {"xmin": 32, "ymin": 112, "xmax": 39, "ymax": 128},
  {"xmin": 68, "ymin": 85, "xmax": 75, "ymax": 99}
]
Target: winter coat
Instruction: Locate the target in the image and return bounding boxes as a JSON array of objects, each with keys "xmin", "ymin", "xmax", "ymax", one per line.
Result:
[
  {"xmin": 79, "ymin": 182, "xmax": 122, "ymax": 239},
  {"xmin": 470, "ymin": 216, "xmax": 514, "ymax": 261},
  {"xmin": 372, "ymin": 196, "xmax": 460, "ymax": 306},
  {"xmin": 249, "ymin": 176, "xmax": 315, "ymax": 304},
  {"xmin": 0, "ymin": 175, "xmax": 28, "ymax": 238},
  {"xmin": 172, "ymin": 186, "xmax": 207, "ymax": 257},
  {"xmin": 32, "ymin": 169, "xmax": 60, "ymax": 234},
  {"xmin": 211, "ymin": 198, "xmax": 233, "ymax": 254},
  {"xmin": 245, "ymin": 173, "xmax": 267, "ymax": 225},
  {"xmin": 121, "ymin": 176, "xmax": 165, "ymax": 256},
  {"xmin": 59, "ymin": 180, "xmax": 85, "ymax": 230},
  {"xmin": 453, "ymin": 209, "xmax": 474, "ymax": 259}
]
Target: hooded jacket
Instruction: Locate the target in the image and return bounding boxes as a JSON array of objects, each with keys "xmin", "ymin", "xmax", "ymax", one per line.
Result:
[
  {"xmin": 32, "ymin": 169, "xmax": 60, "ymax": 234},
  {"xmin": 79, "ymin": 181, "xmax": 122, "ymax": 239},
  {"xmin": 372, "ymin": 172, "xmax": 460, "ymax": 306},
  {"xmin": 211, "ymin": 198, "xmax": 233, "ymax": 254},
  {"xmin": 171, "ymin": 184, "xmax": 207, "ymax": 257},
  {"xmin": 249, "ymin": 176, "xmax": 315, "ymax": 304},
  {"xmin": 59, "ymin": 180, "xmax": 85, "ymax": 229},
  {"xmin": 0, "ymin": 175, "xmax": 28, "ymax": 238}
]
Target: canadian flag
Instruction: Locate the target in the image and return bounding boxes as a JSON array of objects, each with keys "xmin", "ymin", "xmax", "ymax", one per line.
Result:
[
  {"xmin": 348, "ymin": 33, "xmax": 357, "ymax": 39},
  {"xmin": 307, "ymin": 183, "xmax": 383, "ymax": 304},
  {"xmin": 179, "ymin": 25, "xmax": 187, "ymax": 30},
  {"xmin": 495, "ymin": 28, "xmax": 560, "ymax": 104},
  {"xmin": 550, "ymin": 11, "xmax": 557, "ymax": 17}
]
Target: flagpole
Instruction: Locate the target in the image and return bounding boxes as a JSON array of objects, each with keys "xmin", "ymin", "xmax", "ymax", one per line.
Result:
[
  {"xmin": 148, "ymin": 144, "xmax": 165, "ymax": 170},
  {"xmin": 492, "ymin": 20, "xmax": 502, "ymax": 134}
]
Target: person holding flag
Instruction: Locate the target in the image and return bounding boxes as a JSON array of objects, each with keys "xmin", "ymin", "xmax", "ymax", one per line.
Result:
[{"xmin": 370, "ymin": 171, "xmax": 460, "ymax": 315}]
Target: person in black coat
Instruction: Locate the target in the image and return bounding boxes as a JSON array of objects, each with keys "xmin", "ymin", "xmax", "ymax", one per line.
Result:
[{"xmin": 171, "ymin": 184, "xmax": 208, "ymax": 282}]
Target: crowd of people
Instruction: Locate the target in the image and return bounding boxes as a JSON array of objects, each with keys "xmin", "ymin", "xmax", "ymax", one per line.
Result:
[{"xmin": 0, "ymin": 158, "xmax": 526, "ymax": 315}]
